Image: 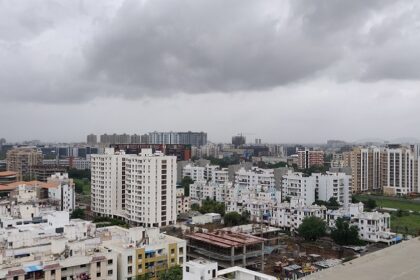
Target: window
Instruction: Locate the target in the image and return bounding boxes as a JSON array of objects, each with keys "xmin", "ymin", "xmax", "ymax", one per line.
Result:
[
  {"xmin": 128, "ymin": 266, "xmax": 133, "ymax": 274},
  {"xmin": 128, "ymin": 256, "xmax": 133, "ymax": 264},
  {"xmin": 96, "ymin": 262, "xmax": 101, "ymax": 268},
  {"xmin": 108, "ymin": 259, "xmax": 113, "ymax": 265},
  {"xmin": 81, "ymin": 264, "xmax": 86, "ymax": 268},
  {"xmin": 108, "ymin": 270, "xmax": 113, "ymax": 276},
  {"xmin": 97, "ymin": 272, "xmax": 101, "ymax": 277},
  {"xmin": 186, "ymin": 266, "xmax": 190, "ymax": 272}
]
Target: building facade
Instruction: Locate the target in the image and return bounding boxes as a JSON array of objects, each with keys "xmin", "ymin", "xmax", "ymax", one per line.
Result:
[
  {"xmin": 6, "ymin": 147, "xmax": 43, "ymax": 180},
  {"xmin": 91, "ymin": 148, "xmax": 177, "ymax": 227},
  {"xmin": 297, "ymin": 148, "xmax": 324, "ymax": 169}
]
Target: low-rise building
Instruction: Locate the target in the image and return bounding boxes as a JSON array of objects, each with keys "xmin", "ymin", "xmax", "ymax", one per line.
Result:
[
  {"xmin": 176, "ymin": 188, "xmax": 191, "ymax": 215},
  {"xmin": 191, "ymin": 213, "xmax": 221, "ymax": 225},
  {"xmin": 0, "ymin": 171, "xmax": 17, "ymax": 184},
  {"xmin": 235, "ymin": 167, "xmax": 276, "ymax": 189},
  {"xmin": 97, "ymin": 226, "xmax": 186, "ymax": 280},
  {"xmin": 326, "ymin": 203, "xmax": 395, "ymax": 243},
  {"xmin": 0, "ymin": 173, "xmax": 75, "ymax": 213},
  {"xmin": 186, "ymin": 230, "xmax": 265, "ymax": 269},
  {"xmin": 0, "ymin": 212, "xmax": 117, "ymax": 280},
  {"xmin": 184, "ymin": 259, "xmax": 277, "ymax": 280},
  {"xmin": 269, "ymin": 198, "xmax": 327, "ymax": 232},
  {"xmin": 0, "ymin": 213, "xmax": 185, "ymax": 280}
]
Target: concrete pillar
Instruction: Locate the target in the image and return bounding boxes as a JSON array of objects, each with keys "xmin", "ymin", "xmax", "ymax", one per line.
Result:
[
  {"xmin": 261, "ymin": 242, "xmax": 265, "ymax": 271},
  {"xmin": 242, "ymin": 245, "xmax": 247, "ymax": 267},
  {"xmin": 231, "ymin": 247, "xmax": 235, "ymax": 267}
]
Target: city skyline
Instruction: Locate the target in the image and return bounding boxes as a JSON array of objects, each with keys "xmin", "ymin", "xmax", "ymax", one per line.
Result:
[{"xmin": 1, "ymin": 0, "xmax": 420, "ymax": 143}]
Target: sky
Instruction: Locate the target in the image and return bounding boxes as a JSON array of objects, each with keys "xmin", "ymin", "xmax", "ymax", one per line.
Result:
[{"xmin": 1, "ymin": 0, "xmax": 420, "ymax": 143}]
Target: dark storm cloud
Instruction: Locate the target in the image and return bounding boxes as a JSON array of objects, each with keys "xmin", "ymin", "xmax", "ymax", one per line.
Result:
[
  {"xmin": 0, "ymin": 0, "xmax": 420, "ymax": 104},
  {"xmin": 84, "ymin": 0, "xmax": 339, "ymax": 95}
]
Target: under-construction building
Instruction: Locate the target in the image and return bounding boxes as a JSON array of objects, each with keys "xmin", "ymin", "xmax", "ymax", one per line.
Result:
[{"xmin": 186, "ymin": 230, "xmax": 266, "ymax": 270}]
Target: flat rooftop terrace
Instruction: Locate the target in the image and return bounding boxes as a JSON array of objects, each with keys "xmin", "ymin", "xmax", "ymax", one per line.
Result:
[{"xmin": 305, "ymin": 237, "xmax": 420, "ymax": 280}]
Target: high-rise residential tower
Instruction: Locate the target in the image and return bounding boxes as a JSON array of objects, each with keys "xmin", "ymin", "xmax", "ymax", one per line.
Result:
[
  {"xmin": 91, "ymin": 148, "xmax": 177, "ymax": 227},
  {"xmin": 86, "ymin": 133, "xmax": 97, "ymax": 145}
]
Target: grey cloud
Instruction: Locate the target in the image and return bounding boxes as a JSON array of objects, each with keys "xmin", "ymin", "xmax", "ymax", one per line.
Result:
[
  {"xmin": 0, "ymin": 0, "xmax": 420, "ymax": 104},
  {"xmin": 84, "ymin": 0, "xmax": 340, "ymax": 96}
]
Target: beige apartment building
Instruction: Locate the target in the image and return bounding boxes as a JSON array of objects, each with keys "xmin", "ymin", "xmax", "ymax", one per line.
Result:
[
  {"xmin": 6, "ymin": 147, "xmax": 43, "ymax": 180},
  {"xmin": 351, "ymin": 145, "xmax": 419, "ymax": 195}
]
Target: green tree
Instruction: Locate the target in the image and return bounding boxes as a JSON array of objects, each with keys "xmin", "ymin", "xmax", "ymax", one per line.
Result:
[
  {"xmin": 136, "ymin": 274, "xmax": 150, "ymax": 280},
  {"xmin": 71, "ymin": 208, "xmax": 85, "ymax": 219},
  {"xmin": 328, "ymin": 197, "xmax": 340, "ymax": 207},
  {"xmin": 74, "ymin": 179, "xmax": 84, "ymax": 194},
  {"xmin": 365, "ymin": 199, "xmax": 377, "ymax": 210},
  {"xmin": 298, "ymin": 216, "xmax": 326, "ymax": 241},
  {"xmin": 224, "ymin": 212, "xmax": 242, "ymax": 226},
  {"xmin": 181, "ymin": 176, "xmax": 194, "ymax": 197},
  {"xmin": 241, "ymin": 210, "xmax": 251, "ymax": 224},
  {"xmin": 158, "ymin": 265, "xmax": 182, "ymax": 280},
  {"xmin": 200, "ymin": 198, "xmax": 225, "ymax": 216},
  {"xmin": 331, "ymin": 218, "xmax": 363, "ymax": 245},
  {"xmin": 190, "ymin": 203, "xmax": 200, "ymax": 211},
  {"xmin": 68, "ymin": 168, "xmax": 91, "ymax": 180}
]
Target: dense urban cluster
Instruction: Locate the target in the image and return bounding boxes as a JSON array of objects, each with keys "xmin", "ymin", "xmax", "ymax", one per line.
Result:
[{"xmin": 0, "ymin": 134, "xmax": 419, "ymax": 279}]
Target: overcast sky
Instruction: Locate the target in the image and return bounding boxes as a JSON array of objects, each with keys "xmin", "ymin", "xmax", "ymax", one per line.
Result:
[{"xmin": 1, "ymin": 0, "xmax": 420, "ymax": 143}]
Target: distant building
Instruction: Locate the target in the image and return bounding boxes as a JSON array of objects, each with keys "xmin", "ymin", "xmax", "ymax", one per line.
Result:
[
  {"xmin": 0, "ymin": 138, "xmax": 6, "ymax": 150},
  {"xmin": 297, "ymin": 148, "xmax": 324, "ymax": 169},
  {"xmin": 232, "ymin": 135, "xmax": 246, "ymax": 147},
  {"xmin": 6, "ymin": 147, "xmax": 43, "ymax": 180},
  {"xmin": 86, "ymin": 133, "xmax": 98, "ymax": 145},
  {"xmin": 111, "ymin": 143, "xmax": 192, "ymax": 161},
  {"xmin": 148, "ymin": 131, "xmax": 207, "ymax": 146},
  {"xmin": 32, "ymin": 165, "xmax": 67, "ymax": 182}
]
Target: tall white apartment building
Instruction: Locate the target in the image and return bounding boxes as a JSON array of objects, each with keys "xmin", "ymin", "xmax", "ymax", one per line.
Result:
[
  {"xmin": 383, "ymin": 145, "xmax": 418, "ymax": 195},
  {"xmin": 282, "ymin": 172, "xmax": 316, "ymax": 206},
  {"xmin": 91, "ymin": 148, "xmax": 177, "ymax": 227},
  {"xmin": 314, "ymin": 172, "xmax": 351, "ymax": 206},
  {"xmin": 91, "ymin": 149, "xmax": 126, "ymax": 218},
  {"xmin": 282, "ymin": 171, "xmax": 351, "ymax": 206},
  {"xmin": 235, "ymin": 167, "xmax": 276, "ymax": 189}
]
